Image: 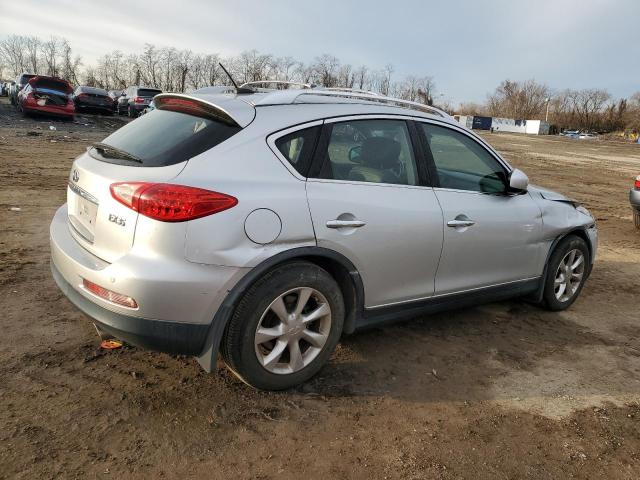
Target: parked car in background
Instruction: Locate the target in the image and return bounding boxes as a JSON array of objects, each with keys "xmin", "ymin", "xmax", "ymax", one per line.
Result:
[
  {"xmin": 119, "ymin": 86, "xmax": 162, "ymax": 117},
  {"xmin": 50, "ymin": 87, "xmax": 598, "ymax": 390},
  {"xmin": 73, "ymin": 86, "xmax": 114, "ymax": 114},
  {"xmin": 0, "ymin": 81, "xmax": 8, "ymax": 96},
  {"xmin": 560, "ymin": 130, "xmax": 580, "ymax": 137},
  {"xmin": 17, "ymin": 76, "xmax": 74, "ymax": 120},
  {"xmin": 10, "ymin": 73, "xmax": 36, "ymax": 105},
  {"xmin": 631, "ymin": 175, "xmax": 640, "ymax": 229},
  {"xmin": 578, "ymin": 132, "xmax": 598, "ymax": 140}
]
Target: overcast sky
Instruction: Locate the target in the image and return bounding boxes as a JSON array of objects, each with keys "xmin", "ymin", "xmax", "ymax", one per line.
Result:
[{"xmin": 1, "ymin": 0, "xmax": 638, "ymax": 104}]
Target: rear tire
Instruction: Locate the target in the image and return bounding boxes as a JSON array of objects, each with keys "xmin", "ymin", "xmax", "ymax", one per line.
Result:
[
  {"xmin": 541, "ymin": 234, "xmax": 590, "ymax": 311},
  {"xmin": 634, "ymin": 209, "xmax": 640, "ymax": 229},
  {"xmin": 221, "ymin": 262, "xmax": 344, "ymax": 390}
]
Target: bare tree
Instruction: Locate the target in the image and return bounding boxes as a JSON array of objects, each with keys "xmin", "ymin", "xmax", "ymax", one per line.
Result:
[
  {"xmin": 487, "ymin": 79, "xmax": 550, "ymax": 119},
  {"xmin": 0, "ymin": 35, "xmax": 28, "ymax": 76},
  {"xmin": 312, "ymin": 54, "xmax": 340, "ymax": 87}
]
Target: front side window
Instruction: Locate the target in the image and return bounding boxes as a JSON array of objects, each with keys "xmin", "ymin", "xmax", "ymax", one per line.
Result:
[
  {"xmin": 420, "ymin": 123, "xmax": 507, "ymax": 193},
  {"xmin": 318, "ymin": 119, "xmax": 418, "ymax": 186}
]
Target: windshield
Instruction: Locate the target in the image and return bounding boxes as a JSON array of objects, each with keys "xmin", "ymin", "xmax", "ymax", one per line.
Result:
[{"xmin": 93, "ymin": 108, "xmax": 241, "ymax": 167}]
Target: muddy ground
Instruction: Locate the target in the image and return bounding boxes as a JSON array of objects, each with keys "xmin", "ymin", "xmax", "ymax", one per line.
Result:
[{"xmin": 1, "ymin": 96, "xmax": 639, "ymax": 479}]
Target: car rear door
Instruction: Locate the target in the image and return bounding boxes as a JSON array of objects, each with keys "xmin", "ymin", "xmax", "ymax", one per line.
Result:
[
  {"xmin": 417, "ymin": 121, "xmax": 545, "ymax": 295},
  {"xmin": 304, "ymin": 116, "xmax": 444, "ymax": 308}
]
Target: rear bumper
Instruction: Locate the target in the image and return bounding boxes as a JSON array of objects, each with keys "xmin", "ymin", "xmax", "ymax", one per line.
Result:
[
  {"xmin": 51, "ymin": 260, "xmax": 208, "ymax": 354},
  {"xmin": 630, "ymin": 189, "xmax": 640, "ymax": 209},
  {"xmin": 50, "ymin": 204, "xmax": 249, "ymax": 355},
  {"xmin": 23, "ymin": 104, "xmax": 74, "ymax": 118}
]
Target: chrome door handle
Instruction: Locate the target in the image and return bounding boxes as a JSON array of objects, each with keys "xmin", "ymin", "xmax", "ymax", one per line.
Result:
[
  {"xmin": 447, "ymin": 219, "xmax": 475, "ymax": 228},
  {"xmin": 326, "ymin": 219, "xmax": 366, "ymax": 229}
]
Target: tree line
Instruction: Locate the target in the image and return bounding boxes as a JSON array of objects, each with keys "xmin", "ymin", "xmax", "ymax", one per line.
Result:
[
  {"xmin": 0, "ymin": 35, "xmax": 436, "ymax": 106},
  {"xmin": 460, "ymin": 79, "xmax": 640, "ymax": 133},
  {"xmin": 1, "ymin": 34, "xmax": 638, "ymax": 133}
]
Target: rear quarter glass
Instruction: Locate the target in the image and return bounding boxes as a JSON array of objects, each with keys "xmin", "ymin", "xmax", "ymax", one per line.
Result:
[{"xmin": 93, "ymin": 109, "xmax": 241, "ymax": 167}]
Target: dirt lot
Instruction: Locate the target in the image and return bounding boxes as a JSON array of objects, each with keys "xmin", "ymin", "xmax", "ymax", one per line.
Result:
[{"xmin": 1, "ymin": 96, "xmax": 639, "ymax": 479}]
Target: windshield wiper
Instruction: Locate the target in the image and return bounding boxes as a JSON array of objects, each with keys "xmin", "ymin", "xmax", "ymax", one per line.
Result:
[{"xmin": 91, "ymin": 142, "xmax": 143, "ymax": 163}]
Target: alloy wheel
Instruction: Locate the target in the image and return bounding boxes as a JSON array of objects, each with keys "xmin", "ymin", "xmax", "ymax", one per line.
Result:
[
  {"xmin": 254, "ymin": 287, "xmax": 332, "ymax": 375},
  {"xmin": 554, "ymin": 248, "xmax": 585, "ymax": 302}
]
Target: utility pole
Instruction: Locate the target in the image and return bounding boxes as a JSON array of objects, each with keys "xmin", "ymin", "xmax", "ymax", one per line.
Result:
[{"xmin": 545, "ymin": 97, "xmax": 550, "ymax": 122}]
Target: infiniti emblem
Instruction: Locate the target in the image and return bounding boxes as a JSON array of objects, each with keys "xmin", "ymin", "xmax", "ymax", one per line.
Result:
[{"xmin": 72, "ymin": 169, "xmax": 79, "ymax": 182}]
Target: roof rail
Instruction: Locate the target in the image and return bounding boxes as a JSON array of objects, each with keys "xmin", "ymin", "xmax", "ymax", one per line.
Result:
[
  {"xmin": 294, "ymin": 90, "xmax": 451, "ymax": 118},
  {"xmin": 240, "ymin": 80, "xmax": 312, "ymax": 90},
  {"xmin": 321, "ymin": 87, "xmax": 381, "ymax": 96}
]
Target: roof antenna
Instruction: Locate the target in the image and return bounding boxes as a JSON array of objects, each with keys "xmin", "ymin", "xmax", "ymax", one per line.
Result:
[{"xmin": 218, "ymin": 62, "xmax": 255, "ymax": 94}]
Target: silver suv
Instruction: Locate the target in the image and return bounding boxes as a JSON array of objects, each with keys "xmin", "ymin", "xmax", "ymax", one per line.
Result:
[{"xmin": 50, "ymin": 86, "xmax": 598, "ymax": 390}]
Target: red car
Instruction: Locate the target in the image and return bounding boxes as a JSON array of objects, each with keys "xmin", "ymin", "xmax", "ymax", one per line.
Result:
[{"xmin": 17, "ymin": 76, "xmax": 75, "ymax": 120}]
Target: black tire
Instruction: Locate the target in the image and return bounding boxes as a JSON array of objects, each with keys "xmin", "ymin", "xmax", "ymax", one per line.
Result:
[
  {"xmin": 634, "ymin": 209, "xmax": 640, "ymax": 230},
  {"xmin": 127, "ymin": 106, "xmax": 134, "ymax": 118},
  {"xmin": 221, "ymin": 262, "xmax": 344, "ymax": 390},
  {"xmin": 541, "ymin": 234, "xmax": 590, "ymax": 311}
]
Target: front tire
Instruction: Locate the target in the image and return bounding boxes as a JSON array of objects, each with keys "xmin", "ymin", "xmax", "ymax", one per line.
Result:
[
  {"xmin": 542, "ymin": 234, "xmax": 590, "ymax": 311},
  {"xmin": 221, "ymin": 262, "xmax": 344, "ymax": 390}
]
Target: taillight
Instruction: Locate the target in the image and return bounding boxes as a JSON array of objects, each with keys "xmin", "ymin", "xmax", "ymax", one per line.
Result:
[
  {"xmin": 110, "ymin": 182, "xmax": 238, "ymax": 222},
  {"xmin": 134, "ymin": 97, "xmax": 144, "ymax": 103},
  {"xmin": 82, "ymin": 278, "xmax": 138, "ymax": 309},
  {"xmin": 635, "ymin": 175, "xmax": 640, "ymax": 189}
]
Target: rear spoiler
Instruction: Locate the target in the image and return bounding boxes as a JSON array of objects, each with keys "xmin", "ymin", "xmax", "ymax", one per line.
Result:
[{"xmin": 154, "ymin": 93, "xmax": 255, "ymax": 128}]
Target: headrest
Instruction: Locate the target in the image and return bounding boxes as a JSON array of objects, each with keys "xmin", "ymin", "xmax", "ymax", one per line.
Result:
[{"xmin": 360, "ymin": 137, "xmax": 401, "ymax": 169}]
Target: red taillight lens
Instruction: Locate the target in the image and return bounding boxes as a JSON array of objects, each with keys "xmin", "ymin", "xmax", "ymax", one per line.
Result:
[
  {"xmin": 134, "ymin": 96, "xmax": 144, "ymax": 103},
  {"xmin": 82, "ymin": 278, "xmax": 138, "ymax": 308},
  {"xmin": 635, "ymin": 175, "xmax": 640, "ymax": 189},
  {"xmin": 110, "ymin": 182, "xmax": 238, "ymax": 222}
]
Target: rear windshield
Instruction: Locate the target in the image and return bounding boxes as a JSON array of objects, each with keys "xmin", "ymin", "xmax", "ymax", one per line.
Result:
[
  {"xmin": 79, "ymin": 86, "xmax": 108, "ymax": 95},
  {"xmin": 138, "ymin": 89, "xmax": 161, "ymax": 97},
  {"xmin": 33, "ymin": 78, "xmax": 72, "ymax": 93},
  {"xmin": 93, "ymin": 109, "xmax": 241, "ymax": 167}
]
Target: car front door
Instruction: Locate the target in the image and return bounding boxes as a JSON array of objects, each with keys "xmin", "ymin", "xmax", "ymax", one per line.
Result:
[
  {"xmin": 305, "ymin": 117, "xmax": 444, "ymax": 308},
  {"xmin": 417, "ymin": 121, "xmax": 545, "ymax": 295}
]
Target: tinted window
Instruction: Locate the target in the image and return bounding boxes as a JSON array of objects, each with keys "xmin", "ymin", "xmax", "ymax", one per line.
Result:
[
  {"xmin": 318, "ymin": 119, "xmax": 418, "ymax": 186},
  {"xmin": 93, "ymin": 109, "xmax": 241, "ymax": 167},
  {"xmin": 274, "ymin": 126, "xmax": 320, "ymax": 176},
  {"xmin": 138, "ymin": 88, "xmax": 161, "ymax": 97},
  {"xmin": 421, "ymin": 123, "xmax": 506, "ymax": 193}
]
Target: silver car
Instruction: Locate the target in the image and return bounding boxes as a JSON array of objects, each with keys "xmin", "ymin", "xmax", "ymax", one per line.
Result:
[{"xmin": 50, "ymin": 86, "xmax": 598, "ymax": 390}]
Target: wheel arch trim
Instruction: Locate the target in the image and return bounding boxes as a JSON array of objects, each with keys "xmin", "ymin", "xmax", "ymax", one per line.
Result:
[{"xmin": 196, "ymin": 246, "xmax": 364, "ymax": 372}]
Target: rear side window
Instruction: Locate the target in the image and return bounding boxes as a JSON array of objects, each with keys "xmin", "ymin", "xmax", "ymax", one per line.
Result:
[
  {"xmin": 274, "ymin": 126, "xmax": 320, "ymax": 176},
  {"xmin": 316, "ymin": 119, "xmax": 419, "ymax": 186},
  {"xmin": 94, "ymin": 109, "xmax": 241, "ymax": 167}
]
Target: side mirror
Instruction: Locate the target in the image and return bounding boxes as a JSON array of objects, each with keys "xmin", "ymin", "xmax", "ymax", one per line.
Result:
[
  {"xmin": 508, "ymin": 168, "xmax": 529, "ymax": 192},
  {"xmin": 348, "ymin": 145, "xmax": 362, "ymax": 163}
]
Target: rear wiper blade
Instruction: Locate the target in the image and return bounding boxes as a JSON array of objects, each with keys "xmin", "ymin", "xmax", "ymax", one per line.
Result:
[{"xmin": 91, "ymin": 142, "xmax": 142, "ymax": 163}]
